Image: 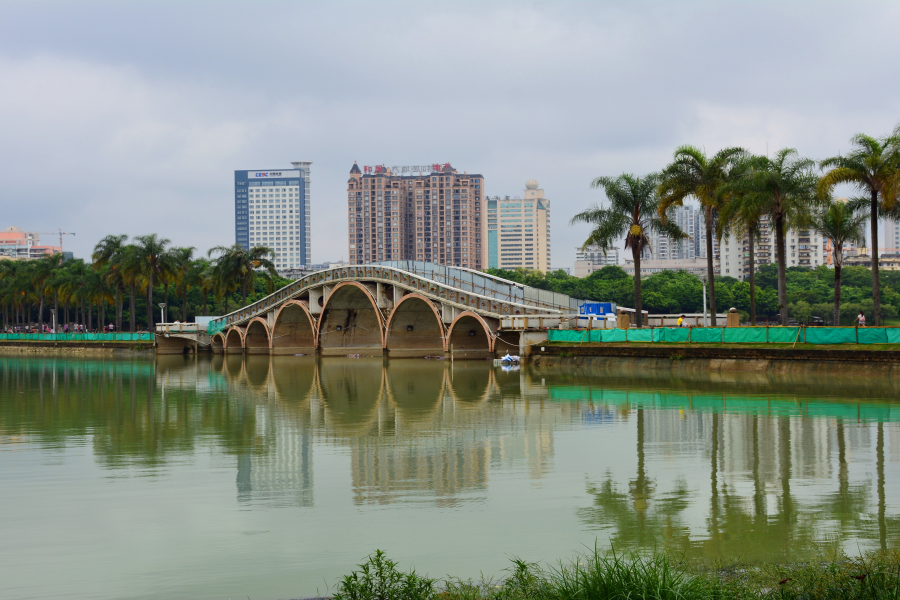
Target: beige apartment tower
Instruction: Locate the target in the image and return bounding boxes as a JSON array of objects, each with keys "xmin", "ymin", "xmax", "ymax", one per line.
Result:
[
  {"xmin": 485, "ymin": 180, "xmax": 551, "ymax": 272},
  {"xmin": 347, "ymin": 162, "xmax": 485, "ymax": 268}
]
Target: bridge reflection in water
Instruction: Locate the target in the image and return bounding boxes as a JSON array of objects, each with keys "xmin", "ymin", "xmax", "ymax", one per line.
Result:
[{"xmin": 1, "ymin": 354, "xmax": 899, "ymax": 562}]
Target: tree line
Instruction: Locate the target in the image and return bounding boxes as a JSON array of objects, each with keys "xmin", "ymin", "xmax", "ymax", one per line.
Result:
[
  {"xmin": 0, "ymin": 235, "xmax": 286, "ymax": 333},
  {"xmin": 568, "ymin": 125, "xmax": 900, "ymax": 327},
  {"xmin": 488, "ymin": 262, "xmax": 900, "ymax": 326}
]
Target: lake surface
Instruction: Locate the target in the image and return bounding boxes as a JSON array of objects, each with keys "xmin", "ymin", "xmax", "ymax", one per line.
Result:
[{"xmin": 1, "ymin": 354, "xmax": 899, "ymax": 600}]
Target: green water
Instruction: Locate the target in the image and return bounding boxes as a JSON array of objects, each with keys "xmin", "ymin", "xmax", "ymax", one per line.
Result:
[{"xmin": 1, "ymin": 354, "xmax": 899, "ymax": 600}]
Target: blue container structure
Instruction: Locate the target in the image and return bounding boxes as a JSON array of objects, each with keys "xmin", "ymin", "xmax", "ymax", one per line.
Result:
[{"xmin": 579, "ymin": 302, "xmax": 616, "ymax": 316}]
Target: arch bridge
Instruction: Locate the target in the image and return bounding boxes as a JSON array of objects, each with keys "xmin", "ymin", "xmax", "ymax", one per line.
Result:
[{"xmin": 158, "ymin": 261, "xmax": 578, "ymax": 358}]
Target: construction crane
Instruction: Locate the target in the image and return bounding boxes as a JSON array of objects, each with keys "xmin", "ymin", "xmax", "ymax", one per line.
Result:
[{"xmin": 34, "ymin": 229, "xmax": 75, "ymax": 253}]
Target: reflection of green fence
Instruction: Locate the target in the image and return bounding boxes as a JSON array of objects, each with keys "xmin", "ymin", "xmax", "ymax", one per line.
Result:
[
  {"xmin": 547, "ymin": 327, "xmax": 900, "ymax": 345},
  {"xmin": 0, "ymin": 333, "xmax": 154, "ymax": 342},
  {"xmin": 549, "ymin": 385, "xmax": 899, "ymax": 422}
]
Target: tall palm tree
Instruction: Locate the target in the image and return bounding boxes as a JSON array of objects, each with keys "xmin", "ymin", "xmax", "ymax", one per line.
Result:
[
  {"xmin": 169, "ymin": 247, "xmax": 197, "ymax": 322},
  {"xmin": 118, "ymin": 245, "xmax": 143, "ymax": 332},
  {"xmin": 208, "ymin": 244, "xmax": 276, "ymax": 309},
  {"xmin": 717, "ymin": 155, "xmax": 767, "ymax": 325},
  {"xmin": 658, "ymin": 145, "xmax": 746, "ymax": 326},
  {"xmin": 29, "ymin": 253, "xmax": 63, "ymax": 331},
  {"xmin": 727, "ymin": 149, "xmax": 818, "ymax": 324},
  {"xmin": 92, "ymin": 234, "xmax": 128, "ymax": 332},
  {"xmin": 819, "ymin": 127, "xmax": 900, "ymax": 326},
  {"xmin": 810, "ymin": 198, "xmax": 868, "ymax": 325},
  {"xmin": 133, "ymin": 234, "xmax": 171, "ymax": 330},
  {"xmin": 571, "ymin": 173, "xmax": 686, "ymax": 328},
  {"xmin": 197, "ymin": 260, "xmax": 216, "ymax": 317}
]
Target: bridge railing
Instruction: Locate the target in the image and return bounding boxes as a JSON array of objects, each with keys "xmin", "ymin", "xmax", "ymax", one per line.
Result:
[
  {"xmin": 209, "ymin": 262, "xmax": 581, "ymax": 332},
  {"xmin": 156, "ymin": 323, "xmax": 205, "ymax": 334},
  {"xmin": 372, "ymin": 261, "xmax": 581, "ymax": 312}
]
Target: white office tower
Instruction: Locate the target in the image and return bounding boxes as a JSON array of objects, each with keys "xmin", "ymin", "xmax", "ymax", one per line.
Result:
[
  {"xmin": 573, "ymin": 246, "xmax": 619, "ymax": 277},
  {"xmin": 235, "ymin": 161, "xmax": 312, "ymax": 271}
]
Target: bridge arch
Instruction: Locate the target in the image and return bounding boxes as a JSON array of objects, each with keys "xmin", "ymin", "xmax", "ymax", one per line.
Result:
[
  {"xmin": 244, "ymin": 317, "xmax": 271, "ymax": 354},
  {"xmin": 272, "ymin": 300, "xmax": 317, "ymax": 355},
  {"xmin": 211, "ymin": 332, "xmax": 225, "ymax": 354},
  {"xmin": 446, "ymin": 311, "xmax": 494, "ymax": 359},
  {"xmin": 384, "ymin": 292, "xmax": 446, "ymax": 358},
  {"xmin": 318, "ymin": 281, "xmax": 384, "ymax": 356},
  {"xmin": 224, "ymin": 327, "xmax": 244, "ymax": 354}
]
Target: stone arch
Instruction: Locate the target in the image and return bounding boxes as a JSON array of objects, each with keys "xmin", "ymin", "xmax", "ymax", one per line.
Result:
[
  {"xmin": 446, "ymin": 311, "xmax": 494, "ymax": 359},
  {"xmin": 211, "ymin": 332, "xmax": 225, "ymax": 354},
  {"xmin": 318, "ymin": 281, "xmax": 384, "ymax": 356},
  {"xmin": 244, "ymin": 317, "xmax": 271, "ymax": 354},
  {"xmin": 384, "ymin": 293, "xmax": 446, "ymax": 358},
  {"xmin": 224, "ymin": 327, "xmax": 244, "ymax": 354},
  {"xmin": 272, "ymin": 300, "xmax": 317, "ymax": 355}
]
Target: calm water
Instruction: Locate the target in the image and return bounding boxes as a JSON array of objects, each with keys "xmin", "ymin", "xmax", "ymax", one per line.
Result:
[{"xmin": 1, "ymin": 354, "xmax": 899, "ymax": 600}]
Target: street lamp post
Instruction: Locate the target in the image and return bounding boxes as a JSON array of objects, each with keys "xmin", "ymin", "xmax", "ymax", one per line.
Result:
[
  {"xmin": 158, "ymin": 303, "xmax": 167, "ymax": 327},
  {"xmin": 49, "ymin": 308, "xmax": 57, "ymax": 333}
]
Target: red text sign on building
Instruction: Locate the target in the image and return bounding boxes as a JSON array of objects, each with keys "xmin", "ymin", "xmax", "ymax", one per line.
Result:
[{"xmin": 362, "ymin": 164, "xmax": 451, "ymax": 175}]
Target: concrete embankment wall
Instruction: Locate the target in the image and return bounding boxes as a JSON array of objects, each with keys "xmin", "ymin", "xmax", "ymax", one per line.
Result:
[
  {"xmin": 0, "ymin": 341, "xmax": 154, "ymax": 355},
  {"xmin": 530, "ymin": 345, "xmax": 900, "ymax": 376}
]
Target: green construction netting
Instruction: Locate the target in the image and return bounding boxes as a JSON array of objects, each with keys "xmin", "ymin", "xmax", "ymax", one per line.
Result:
[
  {"xmin": 805, "ymin": 327, "xmax": 858, "ymax": 345},
  {"xmin": 600, "ymin": 329, "xmax": 628, "ymax": 342},
  {"xmin": 767, "ymin": 327, "xmax": 801, "ymax": 343},
  {"xmin": 723, "ymin": 328, "xmax": 768, "ymax": 343},
  {"xmin": 0, "ymin": 333, "xmax": 154, "ymax": 342},
  {"xmin": 626, "ymin": 329, "xmax": 652, "ymax": 342},
  {"xmin": 207, "ymin": 321, "xmax": 226, "ymax": 336},
  {"xmin": 547, "ymin": 330, "xmax": 587, "ymax": 343},
  {"xmin": 690, "ymin": 328, "xmax": 724, "ymax": 343},
  {"xmin": 652, "ymin": 328, "xmax": 689, "ymax": 343},
  {"xmin": 888, "ymin": 329, "xmax": 900, "ymax": 344},
  {"xmin": 857, "ymin": 328, "xmax": 889, "ymax": 344}
]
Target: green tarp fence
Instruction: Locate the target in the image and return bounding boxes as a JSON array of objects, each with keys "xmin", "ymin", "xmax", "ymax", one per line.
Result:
[
  {"xmin": 0, "ymin": 333, "xmax": 154, "ymax": 342},
  {"xmin": 547, "ymin": 327, "xmax": 900, "ymax": 345}
]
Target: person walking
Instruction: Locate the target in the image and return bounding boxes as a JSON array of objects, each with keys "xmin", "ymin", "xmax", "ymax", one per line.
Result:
[{"xmin": 854, "ymin": 311, "xmax": 866, "ymax": 327}]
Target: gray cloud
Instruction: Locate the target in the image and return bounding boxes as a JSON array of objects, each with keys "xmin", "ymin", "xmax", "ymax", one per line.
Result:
[{"xmin": 1, "ymin": 1, "xmax": 897, "ymax": 264}]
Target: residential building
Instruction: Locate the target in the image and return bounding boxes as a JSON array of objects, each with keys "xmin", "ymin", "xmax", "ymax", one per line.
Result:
[
  {"xmin": 485, "ymin": 180, "xmax": 551, "ymax": 271},
  {"xmin": 647, "ymin": 205, "xmax": 706, "ymax": 260},
  {"xmin": 0, "ymin": 227, "xmax": 63, "ymax": 261},
  {"xmin": 347, "ymin": 162, "xmax": 484, "ymax": 269},
  {"xmin": 236, "ymin": 162, "xmax": 312, "ymax": 271},
  {"xmin": 623, "ymin": 257, "xmax": 709, "ymax": 278},
  {"xmin": 717, "ymin": 215, "xmax": 824, "ymax": 277},
  {"xmin": 573, "ymin": 245, "xmax": 620, "ymax": 277}
]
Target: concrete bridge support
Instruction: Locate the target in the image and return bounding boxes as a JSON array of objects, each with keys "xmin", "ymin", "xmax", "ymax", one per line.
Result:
[
  {"xmin": 384, "ymin": 293, "xmax": 446, "ymax": 358},
  {"xmin": 211, "ymin": 333, "xmax": 225, "ymax": 354},
  {"xmin": 244, "ymin": 318, "xmax": 271, "ymax": 355},
  {"xmin": 224, "ymin": 327, "xmax": 244, "ymax": 354},
  {"xmin": 318, "ymin": 282, "xmax": 385, "ymax": 356},
  {"xmin": 271, "ymin": 300, "xmax": 317, "ymax": 355},
  {"xmin": 156, "ymin": 335, "xmax": 198, "ymax": 355},
  {"xmin": 447, "ymin": 311, "xmax": 495, "ymax": 360}
]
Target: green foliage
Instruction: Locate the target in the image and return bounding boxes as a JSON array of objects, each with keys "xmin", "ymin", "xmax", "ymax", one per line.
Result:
[{"xmin": 333, "ymin": 550, "xmax": 436, "ymax": 600}]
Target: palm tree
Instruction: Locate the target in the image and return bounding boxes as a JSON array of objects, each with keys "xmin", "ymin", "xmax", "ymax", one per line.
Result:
[
  {"xmin": 169, "ymin": 247, "xmax": 197, "ymax": 322},
  {"xmin": 571, "ymin": 173, "xmax": 686, "ymax": 328},
  {"xmin": 92, "ymin": 234, "xmax": 128, "ymax": 332},
  {"xmin": 197, "ymin": 260, "xmax": 216, "ymax": 317},
  {"xmin": 810, "ymin": 199, "xmax": 868, "ymax": 325},
  {"xmin": 208, "ymin": 244, "xmax": 276, "ymax": 309},
  {"xmin": 118, "ymin": 245, "xmax": 143, "ymax": 332},
  {"xmin": 133, "ymin": 234, "xmax": 171, "ymax": 330},
  {"xmin": 819, "ymin": 127, "xmax": 900, "ymax": 326},
  {"xmin": 658, "ymin": 146, "xmax": 746, "ymax": 326},
  {"xmin": 729, "ymin": 149, "xmax": 818, "ymax": 324},
  {"xmin": 29, "ymin": 253, "xmax": 63, "ymax": 331},
  {"xmin": 717, "ymin": 155, "xmax": 767, "ymax": 325}
]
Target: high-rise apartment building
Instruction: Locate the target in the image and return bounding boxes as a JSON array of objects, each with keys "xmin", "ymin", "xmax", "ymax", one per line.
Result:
[
  {"xmin": 235, "ymin": 162, "xmax": 312, "ymax": 270},
  {"xmin": 646, "ymin": 205, "xmax": 706, "ymax": 260},
  {"xmin": 0, "ymin": 227, "xmax": 63, "ymax": 261},
  {"xmin": 717, "ymin": 215, "xmax": 824, "ymax": 277},
  {"xmin": 485, "ymin": 180, "xmax": 551, "ymax": 271},
  {"xmin": 347, "ymin": 162, "xmax": 484, "ymax": 268}
]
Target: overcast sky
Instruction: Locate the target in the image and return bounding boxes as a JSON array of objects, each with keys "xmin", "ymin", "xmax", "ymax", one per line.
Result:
[{"xmin": 1, "ymin": 1, "xmax": 897, "ymax": 266}]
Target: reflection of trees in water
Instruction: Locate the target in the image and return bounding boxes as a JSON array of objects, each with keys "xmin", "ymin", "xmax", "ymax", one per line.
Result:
[{"xmin": 578, "ymin": 407, "xmax": 898, "ymax": 561}]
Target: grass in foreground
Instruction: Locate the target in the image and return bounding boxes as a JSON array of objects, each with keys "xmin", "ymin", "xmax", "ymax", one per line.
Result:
[{"xmin": 331, "ymin": 548, "xmax": 900, "ymax": 600}]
